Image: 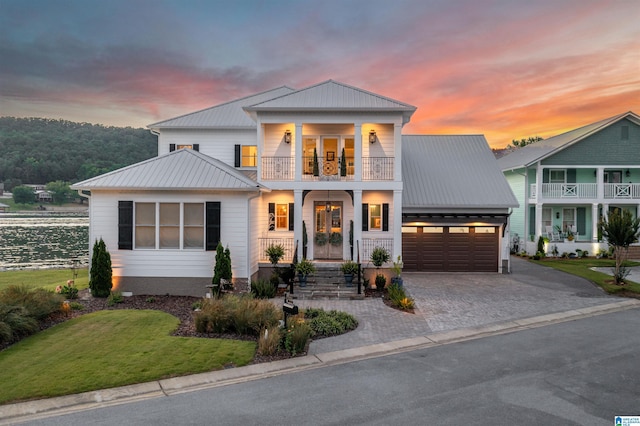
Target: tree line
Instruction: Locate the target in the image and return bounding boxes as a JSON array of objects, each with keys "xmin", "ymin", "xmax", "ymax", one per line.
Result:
[{"xmin": 0, "ymin": 117, "xmax": 157, "ymax": 191}]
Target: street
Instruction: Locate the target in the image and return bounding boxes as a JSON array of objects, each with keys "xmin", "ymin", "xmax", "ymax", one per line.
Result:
[{"xmin": 21, "ymin": 308, "xmax": 640, "ymax": 425}]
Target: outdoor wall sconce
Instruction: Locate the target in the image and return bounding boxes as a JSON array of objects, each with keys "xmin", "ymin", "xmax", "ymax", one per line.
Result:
[
  {"xmin": 369, "ymin": 130, "xmax": 377, "ymax": 144},
  {"xmin": 556, "ymin": 212, "xmax": 560, "ymax": 219},
  {"xmin": 284, "ymin": 130, "xmax": 292, "ymax": 144},
  {"xmin": 626, "ymin": 169, "xmax": 630, "ymax": 177}
]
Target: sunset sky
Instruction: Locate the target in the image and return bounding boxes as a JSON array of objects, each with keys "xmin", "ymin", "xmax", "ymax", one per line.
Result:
[{"xmin": 1, "ymin": 0, "xmax": 638, "ymax": 148}]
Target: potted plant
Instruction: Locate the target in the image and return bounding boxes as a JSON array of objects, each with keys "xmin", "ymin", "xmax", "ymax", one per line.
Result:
[
  {"xmin": 265, "ymin": 244, "xmax": 285, "ymax": 286},
  {"xmin": 370, "ymin": 246, "xmax": 390, "ymax": 292},
  {"xmin": 295, "ymin": 258, "xmax": 316, "ymax": 287},
  {"xmin": 391, "ymin": 255, "xmax": 403, "ymax": 287},
  {"xmin": 340, "ymin": 260, "xmax": 359, "ymax": 286},
  {"xmin": 565, "ymin": 228, "xmax": 575, "ymax": 242}
]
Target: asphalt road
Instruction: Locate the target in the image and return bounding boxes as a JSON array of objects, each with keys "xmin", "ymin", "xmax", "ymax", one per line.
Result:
[{"xmin": 22, "ymin": 307, "xmax": 640, "ymax": 426}]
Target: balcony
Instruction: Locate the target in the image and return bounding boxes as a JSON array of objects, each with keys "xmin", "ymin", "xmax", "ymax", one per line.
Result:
[
  {"xmin": 261, "ymin": 156, "xmax": 394, "ymax": 181},
  {"xmin": 529, "ymin": 183, "xmax": 640, "ymax": 200}
]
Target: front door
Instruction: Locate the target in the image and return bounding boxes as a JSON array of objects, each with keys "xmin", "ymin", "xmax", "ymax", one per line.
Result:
[{"xmin": 314, "ymin": 201, "xmax": 343, "ymax": 259}]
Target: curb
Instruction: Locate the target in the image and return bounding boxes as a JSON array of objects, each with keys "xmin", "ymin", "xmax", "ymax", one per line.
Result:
[{"xmin": 2, "ymin": 299, "xmax": 639, "ymax": 424}]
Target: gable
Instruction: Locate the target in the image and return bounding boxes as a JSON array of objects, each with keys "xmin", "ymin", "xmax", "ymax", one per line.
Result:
[{"xmin": 542, "ymin": 118, "xmax": 640, "ymax": 166}]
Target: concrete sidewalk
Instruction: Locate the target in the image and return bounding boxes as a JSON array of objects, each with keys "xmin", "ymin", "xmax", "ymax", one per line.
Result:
[{"xmin": 2, "ymin": 257, "xmax": 639, "ymax": 423}]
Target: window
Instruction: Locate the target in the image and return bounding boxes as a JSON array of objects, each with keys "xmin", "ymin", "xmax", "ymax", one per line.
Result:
[
  {"xmin": 369, "ymin": 204, "xmax": 382, "ymax": 230},
  {"xmin": 449, "ymin": 227, "xmax": 469, "ymax": 233},
  {"xmin": 562, "ymin": 208, "xmax": 576, "ymax": 233},
  {"xmin": 276, "ymin": 204, "xmax": 288, "ymax": 230},
  {"xmin": 475, "ymin": 227, "xmax": 496, "ymax": 233},
  {"xmin": 549, "ymin": 169, "xmax": 566, "ymax": 183},
  {"xmin": 604, "ymin": 170, "xmax": 622, "ymax": 183},
  {"xmin": 542, "ymin": 207, "xmax": 552, "ymax": 230},
  {"xmin": 242, "ymin": 145, "xmax": 257, "ymax": 167},
  {"xmin": 177, "ymin": 145, "xmax": 192, "ymax": 150},
  {"xmin": 133, "ymin": 202, "xmax": 205, "ymax": 250}
]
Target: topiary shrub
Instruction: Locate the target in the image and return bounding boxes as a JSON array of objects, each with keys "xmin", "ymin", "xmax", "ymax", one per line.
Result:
[{"xmin": 89, "ymin": 238, "xmax": 112, "ymax": 298}]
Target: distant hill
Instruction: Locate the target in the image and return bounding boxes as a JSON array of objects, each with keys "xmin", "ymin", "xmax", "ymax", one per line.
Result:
[{"xmin": 0, "ymin": 117, "xmax": 157, "ymax": 189}]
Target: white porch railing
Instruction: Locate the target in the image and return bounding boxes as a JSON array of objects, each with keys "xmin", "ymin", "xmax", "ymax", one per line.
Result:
[
  {"xmin": 604, "ymin": 183, "xmax": 640, "ymax": 199},
  {"xmin": 529, "ymin": 183, "xmax": 597, "ymax": 199},
  {"xmin": 361, "ymin": 238, "xmax": 394, "ymax": 264},
  {"xmin": 261, "ymin": 157, "xmax": 295, "ymax": 180},
  {"xmin": 260, "ymin": 156, "xmax": 394, "ymax": 181},
  {"xmin": 363, "ymin": 157, "xmax": 394, "ymax": 181},
  {"xmin": 258, "ymin": 238, "xmax": 295, "ymax": 263}
]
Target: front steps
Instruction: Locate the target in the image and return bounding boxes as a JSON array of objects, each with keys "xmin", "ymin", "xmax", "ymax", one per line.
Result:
[{"xmin": 286, "ymin": 262, "xmax": 365, "ymax": 300}]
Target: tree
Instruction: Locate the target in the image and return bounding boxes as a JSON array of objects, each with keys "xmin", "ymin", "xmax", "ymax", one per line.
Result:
[
  {"xmin": 45, "ymin": 180, "xmax": 73, "ymax": 204},
  {"xmin": 212, "ymin": 242, "xmax": 232, "ymax": 294},
  {"xmin": 12, "ymin": 185, "xmax": 35, "ymax": 204},
  {"xmin": 89, "ymin": 238, "xmax": 113, "ymax": 297},
  {"xmin": 509, "ymin": 136, "xmax": 543, "ymax": 149},
  {"xmin": 600, "ymin": 209, "xmax": 640, "ymax": 284}
]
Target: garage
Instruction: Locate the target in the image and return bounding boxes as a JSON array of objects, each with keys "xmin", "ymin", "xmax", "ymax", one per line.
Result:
[{"xmin": 402, "ymin": 226, "xmax": 499, "ymax": 272}]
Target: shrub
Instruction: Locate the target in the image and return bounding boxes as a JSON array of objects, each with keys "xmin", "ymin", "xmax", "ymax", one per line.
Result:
[
  {"xmin": 57, "ymin": 280, "xmax": 78, "ymax": 299},
  {"xmin": 257, "ymin": 326, "xmax": 282, "ymax": 356},
  {"xmin": 251, "ymin": 279, "xmax": 277, "ymax": 299},
  {"xmin": 69, "ymin": 301, "xmax": 84, "ymax": 310},
  {"xmin": 537, "ymin": 236, "xmax": 545, "ymax": 255},
  {"xmin": 0, "ymin": 303, "xmax": 39, "ymax": 345},
  {"xmin": 212, "ymin": 242, "xmax": 233, "ymax": 291},
  {"xmin": 194, "ymin": 294, "xmax": 281, "ymax": 336},
  {"xmin": 370, "ymin": 246, "xmax": 390, "ymax": 267},
  {"xmin": 0, "ymin": 285, "xmax": 63, "ymax": 320},
  {"xmin": 107, "ymin": 291, "xmax": 123, "ymax": 306},
  {"xmin": 89, "ymin": 238, "xmax": 112, "ymax": 298},
  {"xmin": 284, "ymin": 318, "xmax": 312, "ymax": 355},
  {"xmin": 194, "ymin": 297, "xmax": 231, "ymax": 333},
  {"xmin": 304, "ymin": 308, "xmax": 358, "ymax": 337},
  {"xmin": 387, "ymin": 284, "xmax": 416, "ymax": 311}
]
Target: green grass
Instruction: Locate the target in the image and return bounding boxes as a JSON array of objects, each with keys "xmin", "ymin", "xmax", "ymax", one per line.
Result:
[
  {"xmin": 0, "ymin": 268, "xmax": 89, "ymax": 293},
  {"xmin": 0, "ymin": 310, "xmax": 256, "ymax": 404},
  {"xmin": 530, "ymin": 257, "xmax": 640, "ymax": 295}
]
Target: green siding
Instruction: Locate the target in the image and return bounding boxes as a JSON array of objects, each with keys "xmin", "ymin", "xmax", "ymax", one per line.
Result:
[
  {"xmin": 505, "ymin": 170, "xmax": 526, "ymax": 239},
  {"xmin": 543, "ymin": 118, "xmax": 640, "ymax": 166}
]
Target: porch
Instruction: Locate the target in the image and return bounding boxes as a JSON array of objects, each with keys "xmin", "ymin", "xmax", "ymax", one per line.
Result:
[
  {"xmin": 261, "ymin": 156, "xmax": 394, "ymax": 181},
  {"xmin": 529, "ymin": 183, "xmax": 640, "ymax": 200},
  {"xmin": 257, "ymin": 237, "xmax": 394, "ymax": 264}
]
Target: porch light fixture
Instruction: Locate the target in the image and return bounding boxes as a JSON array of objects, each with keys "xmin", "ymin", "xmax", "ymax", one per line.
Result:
[
  {"xmin": 556, "ymin": 212, "xmax": 560, "ymax": 219},
  {"xmin": 369, "ymin": 130, "xmax": 377, "ymax": 144},
  {"xmin": 326, "ymin": 190, "xmax": 331, "ymax": 212},
  {"xmin": 284, "ymin": 130, "xmax": 292, "ymax": 144},
  {"xmin": 626, "ymin": 169, "xmax": 630, "ymax": 177}
]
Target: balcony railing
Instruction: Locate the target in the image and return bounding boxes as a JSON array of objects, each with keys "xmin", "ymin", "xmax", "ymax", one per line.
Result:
[
  {"xmin": 604, "ymin": 183, "xmax": 640, "ymax": 199},
  {"xmin": 258, "ymin": 237, "xmax": 295, "ymax": 263},
  {"xmin": 529, "ymin": 183, "xmax": 640, "ymax": 200},
  {"xmin": 361, "ymin": 238, "xmax": 394, "ymax": 264},
  {"xmin": 261, "ymin": 156, "xmax": 394, "ymax": 181}
]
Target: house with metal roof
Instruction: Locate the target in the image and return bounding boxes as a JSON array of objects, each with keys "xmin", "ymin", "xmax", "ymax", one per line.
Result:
[
  {"xmin": 73, "ymin": 80, "xmax": 517, "ymax": 296},
  {"xmin": 497, "ymin": 111, "xmax": 640, "ymax": 256}
]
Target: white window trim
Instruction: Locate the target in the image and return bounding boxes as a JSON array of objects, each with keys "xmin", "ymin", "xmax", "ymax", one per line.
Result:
[
  {"xmin": 275, "ymin": 203, "xmax": 289, "ymax": 231},
  {"xmin": 134, "ymin": 202, "xmax": 205, "ymax": 250},
  {"xmin": 369, "ymin": 204, "xmax": 382, "ymax": 231}
]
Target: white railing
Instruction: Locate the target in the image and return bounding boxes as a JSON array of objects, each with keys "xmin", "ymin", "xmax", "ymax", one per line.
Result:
[
  {"xmin": 261, "ymin": 157, "xmax": 295, "ymax": 180},
  {"xmin": 258, "ymin": 238, "xmax": 295, "ymax": 263},
  {"xmin": 363, "ymin": 157, "xmax": 394, "ymax": 181},
  {"xmin": 604, "ymin": 183, "xmax": 640, "ymax": 199},
  {"xmin": 361, "ymin": 238, "xmax": 394, "ymax": 265},
  {"xmin": 529, "ymin": 183, "xmax": 597, "ymax": 199}
]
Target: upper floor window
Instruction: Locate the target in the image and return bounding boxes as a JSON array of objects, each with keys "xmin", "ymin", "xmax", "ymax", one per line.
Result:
[
  {"xmin": 604, "ymin": 170, "xmax": 622, "ymax": 183},
  {"xmin": 549, "ymin": 169, "xmax": 565, "ymax": 183},
  {"xmin": 169, "ymin": 144, "xmax": 199, "ymax": 152},
  {"xmin": 242, "ymin": 145, "xmax": 257, "ymax": 167}
]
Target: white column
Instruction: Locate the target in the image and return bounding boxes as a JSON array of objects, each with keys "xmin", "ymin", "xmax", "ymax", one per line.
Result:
[
  {"xmin": 535, "ymin": 203, "xmax": 543, "ymax": 240},
  {"xmin": 393, "ymin": 190, "xmax": 402, "ymax": 260},
  {"xmin": 603, "ymin": 203, "xmax": 609, "ymax": 221},
  {"xmin": 394, "ymin": 123, "xmax": 402, "ymax": 182},
  {"xmin": 592, "ymin": 203, "xmax": 599, "ymax": 242},
  {"xmin": 534, "ymin": 162, "xmax": 543, "ymax": 239},
  {"xmin": 256, "ymin": 122, "xmax": 264, "ymax": 182},
  {"xmin": 353, "ymin": 190, "xmax": 363, "ymax": 262},
  {"xmin": 354, "ymin": 123, "xmax": 362, "ymax": 182},
  {"xmin": 293, "ymin": 190, "xmax": 303, "ymax": 259},
  {"xmin": 294, "ymin": 123, "xmax": 303, "ymax": 182},
  {"xmin": 596, "ymin": 167, "xmax": 604, "ymax": 200}
]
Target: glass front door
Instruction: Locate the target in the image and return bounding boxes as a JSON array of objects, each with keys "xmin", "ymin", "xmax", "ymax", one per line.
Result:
[{"xmin": 314, "ymin": 201, "xmax": 343, "ymax": 259}]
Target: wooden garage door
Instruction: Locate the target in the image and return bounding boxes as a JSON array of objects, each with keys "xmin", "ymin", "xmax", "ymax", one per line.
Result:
[{"xmin": 402, "ymin": 226, "xmax": 498, "ymax": 272}]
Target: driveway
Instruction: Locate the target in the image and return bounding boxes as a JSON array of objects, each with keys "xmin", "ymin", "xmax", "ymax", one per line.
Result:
[{"xmin": 304, "ymin": 256, "xmax": 618, "ymax": 354}]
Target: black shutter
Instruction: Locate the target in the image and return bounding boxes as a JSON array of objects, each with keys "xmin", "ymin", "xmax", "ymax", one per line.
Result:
[
  {"xmin": 542, "ymin": 169, "xmax": 549, "ymax": 183},
  {"xmin": 169, "ymin": 144, "xmax": 176, "ymax": 152},
  {"xmin": 567, "ymin": 169, "xmax": 576, "ymax": 183},
  {"xmin": 268, "ymin": 203, "xmax": 275, "ymax": 231},
  {"xmin": 288, "ymin": 203, "xmax": 294, "ymax": 231},
  {"xmin": 118, "ymin": 201, "xmax": 133, "ymax": 250},
  {"xmin": 234, "ymin": 145, "xmax": 241, "ymax": 167},
  {"xmin": 577, "ymin": 207, "xmax": 586, "ymax": 236},
  {"xmin": 382, "ymin": 203, "xmax": 389, "ymax": 231},
  {"xmin": 529, "ymin": 206, "xmax": 536, "ymax": 237},
  {"xmin": 206, "ymin": 202, "xmax": 221, "ymax": 250},
  {"xmin": 193, "ymin": 144, "xmax": 199, "ymax": 152},
  {"xmin": 362, "ymin": 203, "xmax": 369, "ymax": 231}
]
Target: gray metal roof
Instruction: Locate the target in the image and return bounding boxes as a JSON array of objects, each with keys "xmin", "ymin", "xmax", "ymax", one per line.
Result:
[
  {"xmin": 498, "ymin": 111, "xmax": 639, "ymax": 171},
  {"xmin": 402, "ymin": 135, "xmax": 519, "ymax": 209},
  {"xmin": 245, "ymin": 80, "xmax": 416, "ymax": 120},
  {"xmin": 71, "ymin": 149, "xmax": 261, "ymax": 191},
  {"xmin": 148, "ymin": 86, "xmax": 295, "ymax": 129}
]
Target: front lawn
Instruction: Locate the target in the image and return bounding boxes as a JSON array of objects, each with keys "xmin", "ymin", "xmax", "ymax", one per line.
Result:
[
  {"xmin": 529, "ymin": 257, "xmax": 640, "ymax": 295},
  {"xmin": 0, "ymin": 310, "xmax": 256, "ymax": 404},
  {"xmin": 0, "ymin": 268, "xmax": 89, "ymax": 293}
]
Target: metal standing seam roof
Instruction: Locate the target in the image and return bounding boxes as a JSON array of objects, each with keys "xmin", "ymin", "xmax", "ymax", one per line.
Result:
[
  {"xmin": 402, "ymin": 135, "xmax": 519, "ymax": 209},
  {"xmin": 497, "ymin": 111, "xmax": 639, "ymax": 171},
  {"xmin": 148, "ymin": 86, "xmax": 296, "ymax": 129},
  {"xmin": 71, "ymin": 149, "xmax": 262, "ymax": 191},
  {"xmin": 244, "ymin": 80, "xmax": 416, "ymax": 118}
]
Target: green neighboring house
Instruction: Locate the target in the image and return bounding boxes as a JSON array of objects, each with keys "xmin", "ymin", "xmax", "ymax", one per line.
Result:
[{"xmin": 498, "ymin": 111, "xmax": 640, "ymax": 255}]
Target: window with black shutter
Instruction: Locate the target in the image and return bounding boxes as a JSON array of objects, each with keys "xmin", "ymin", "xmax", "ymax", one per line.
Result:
[
  {"xmin": 362, "ymin": 203, "xmax": 369, "ymax": 231},
  {"xmin": 118, "ymin": 201, "xmax": 133, "ymax": 250},
  {"xmin": 234, "ymin": 145, "xmax": 241, "ymax": 167},
  {"xmin": 169, "ymin": 144, "xmax": 176, "ymax": 152},
  {"xmin": 206, "ymin": 202, "xmax": 221, "ymax": 250}
]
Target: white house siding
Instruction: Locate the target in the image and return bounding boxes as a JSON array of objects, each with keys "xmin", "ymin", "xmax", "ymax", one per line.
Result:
[
  {"xmin": 87, "ymin": 190, "xmax": 251, "ymax": 296},
  {"xmin": 504, "ymin": 170, "xmax": 526, "ymax": 241},
  {"xmin": 157, "ymin": 128, "xmax": 256, "ymax": 166}
]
